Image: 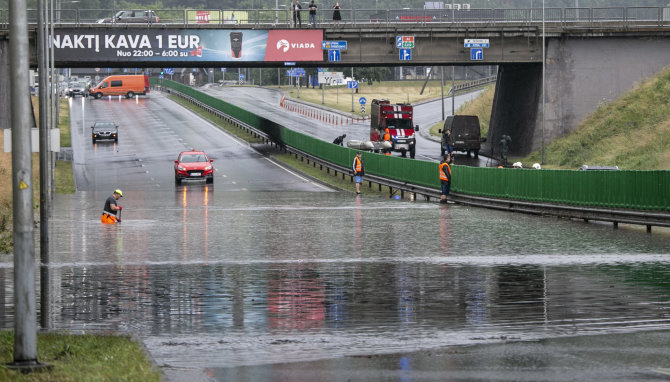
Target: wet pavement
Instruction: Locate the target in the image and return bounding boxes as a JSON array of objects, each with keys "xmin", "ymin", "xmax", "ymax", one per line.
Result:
[
  {"xmin": 2, "ymin": 93, "xmax": 670, "ymax": 381},
  {"xmin": 2, "ymin": 191, "xmax": 670, "ymax": 380}
]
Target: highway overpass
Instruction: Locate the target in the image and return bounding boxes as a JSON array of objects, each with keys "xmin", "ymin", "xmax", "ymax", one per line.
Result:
[{"xmin": 3, "ymin": 6, "xmax": 670, "ymax": 155}]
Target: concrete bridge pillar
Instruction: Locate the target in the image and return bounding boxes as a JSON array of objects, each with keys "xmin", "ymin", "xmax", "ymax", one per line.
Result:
[{"xmin": 490, "ymin": 36, "xmax": 670, "ymax": 159}]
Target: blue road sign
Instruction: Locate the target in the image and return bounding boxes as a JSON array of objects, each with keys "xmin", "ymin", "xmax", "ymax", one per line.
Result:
[
  {"xmin": 470, "ymin": 48, "xmax": 483, "ymax": 61},
  {"xmin": 164, "ymin": 68, "xmax": 174, "ymax": 75},
  {"xmin": 239, "ymin": 74, "xmax": 245, "ymax": 80},
  {"xmin": 221, "ymin": 68, "xmax": 226, "ymax": 72},
  {"xmin": 328, "ymin": 49, "xmax": 341, "ymax": 62},
  {"xmin": 347, "ymin": 81, "xmax": 358, "ymax": 89},
  {"xmin": 284, "ymin": 62, "xmax": 296, "ymax": 66},
  {"xmin": 359, "ymin": 97, "xmax": 367, "ymax": 105},
  {"xmin": 396, "ymin": 36, "xmax": 403, "ymax": 48},
  {"xmin": 322, "ymin": 41, "xmax": 348, "ymax": 50},
  {"xmin": 399, "ymin": 48, "xmax": 412, "ymax": 61}
]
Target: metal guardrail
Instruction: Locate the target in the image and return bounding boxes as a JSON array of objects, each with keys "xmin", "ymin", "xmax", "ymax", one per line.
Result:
[
  {"xmin": 158, "ymin": 84, "xmax": 670, "ymax": 232},
  {"xmin": 448, "ymin": 76, "xmax": 497, "ymax": 95},
  {"xmin": 2, "ymin": 6, "xmax": 670, "ymax": 29}
]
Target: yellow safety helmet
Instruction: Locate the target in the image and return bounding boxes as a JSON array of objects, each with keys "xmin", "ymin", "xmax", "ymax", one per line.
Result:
[{"xmin": 114, "ymin": 189, "xmax": 123, "ymax": 197}]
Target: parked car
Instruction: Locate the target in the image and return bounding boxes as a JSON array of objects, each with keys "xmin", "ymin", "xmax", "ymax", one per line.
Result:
[
  {"xmin": 174, "ymin": 150, "xmax": 214, "ymax": 184},
  {"xmin": 97, "ymin": 10, "xmax": 159, "ymax": 24},
  {"xmin": 91, "ymin": 121, "xmax": 118, "ymax": 143},
  {"xmin": 68, "ymin": 81, "xmax": 88, "ymax": 98}
]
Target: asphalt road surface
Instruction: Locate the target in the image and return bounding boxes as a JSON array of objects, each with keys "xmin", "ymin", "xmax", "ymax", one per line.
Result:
[{"xmin": 68, "ymin": 92, "xmax": 333, "ymax": 194}]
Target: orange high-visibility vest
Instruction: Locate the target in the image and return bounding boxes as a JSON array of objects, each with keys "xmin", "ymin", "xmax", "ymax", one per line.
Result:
[
  {"xmin": 383, "ymin": 128, "xmax": 390, "ymax": 141},
  {"xmin": 353, "ymin": 156, "xmax": 362, "ymax": 173},
  {"xmin": 439, "ymin": 162, "xmax": 451, "ymax": 182}
]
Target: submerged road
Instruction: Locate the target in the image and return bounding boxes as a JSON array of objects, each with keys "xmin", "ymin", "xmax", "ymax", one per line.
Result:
[{"xmin": 1, "ymin": 91, "xmax": 669, "ymax": 381}]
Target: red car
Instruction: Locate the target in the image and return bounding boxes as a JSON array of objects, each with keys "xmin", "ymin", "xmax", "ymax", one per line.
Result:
[{"xmin": 174, "ymin": 150, "xmax": 214, "ymax": 184}]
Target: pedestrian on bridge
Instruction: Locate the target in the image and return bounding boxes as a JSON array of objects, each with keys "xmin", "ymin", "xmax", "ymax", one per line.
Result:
[
  {"xmin": 293, "ymin": 0, "xmax": 302, "ymax": 27},
  {"xmin": 439, "ymin": 154, "xmax": 452, "ymax": 204},
  {"xmin": 352, "ymin": 151, "xmax": 364, "ymax": 194},
  {"xmin": 308, "ymin": 0, "xmax": 318, "ymax": 27},
  {"xmin": 332, "ymin": 2, "xmax": 342, "ymax": 27}
]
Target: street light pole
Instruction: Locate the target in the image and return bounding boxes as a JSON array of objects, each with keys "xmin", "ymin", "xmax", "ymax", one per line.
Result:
[
  {"xmin": 541, "ymin": 0, "xmax": 546, "ymax": 164},
  {"xmin": 9, "ymin": 0, "xmax": 39, "ymax": 368}
]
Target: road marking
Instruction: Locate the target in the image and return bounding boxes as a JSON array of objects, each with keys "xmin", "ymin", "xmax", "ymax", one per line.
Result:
[{"xmin": 264, "ymin": 158, "xmax": 333, "ymax": 191}]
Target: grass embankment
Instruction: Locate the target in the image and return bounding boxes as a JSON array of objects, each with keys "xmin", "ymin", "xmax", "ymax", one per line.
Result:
[
  {"xmin": 428, "ymin": 85, "xmax": 495, "ymax": 138},
  {"xmin": 523, "ymin": 66, "xmax": 670, "ymax": 170},
  {"xmin": 445, "ymin": 67, "xmax": 670, "ymax": 170},
  {"xmin": 170, "ymin": 95, "xmax": 397, "ymax": 197},
  {"xmin": 0, "ymin": 331, "xmax": 161, "ymax": 381},
  {"xmin": 291, "ymin": 80, "xmax": 464, "ymax": 115},
  {"xmin": 0, "ymin": 98, "xmax": 75, "ymax": 254}
]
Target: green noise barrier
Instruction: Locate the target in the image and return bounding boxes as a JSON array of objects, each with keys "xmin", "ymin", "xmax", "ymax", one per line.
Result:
[{"xmin": 152, "ymin": 78, "xmax": 670, "ymax": 211}]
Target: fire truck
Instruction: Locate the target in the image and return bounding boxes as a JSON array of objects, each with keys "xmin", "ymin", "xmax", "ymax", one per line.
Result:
[{"xmin": 369, "ymin": 99, "xmax": 419, "ymax": 158}]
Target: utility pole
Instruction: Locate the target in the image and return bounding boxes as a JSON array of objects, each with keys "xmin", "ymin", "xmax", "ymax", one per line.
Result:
[
  {"xmin": 350, "ymin": 67, "xmax": 354, "ymax": 112},
  {"xmin": 441, "ymin": 66, "xmax": 445, "ymax": 121},
  {"xmin": 8, "ymin": 0, "xmax": 41, "ymax": 369}
]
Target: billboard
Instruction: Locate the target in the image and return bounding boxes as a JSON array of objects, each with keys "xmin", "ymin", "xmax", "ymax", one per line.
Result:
[{"xmin": 52, "ymin": 28, "xmax": 323, "ymax": 63}]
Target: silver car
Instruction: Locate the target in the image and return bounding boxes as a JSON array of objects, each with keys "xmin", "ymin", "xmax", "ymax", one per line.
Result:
[{"xmin": 97, "ymin": 10, "xmax": 159, "ymax": 24}]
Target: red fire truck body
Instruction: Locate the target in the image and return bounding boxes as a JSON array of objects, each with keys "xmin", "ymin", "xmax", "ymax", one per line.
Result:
[{"xmin": 370, "ymin": 99, "xmax": 418, "ymax": 158}]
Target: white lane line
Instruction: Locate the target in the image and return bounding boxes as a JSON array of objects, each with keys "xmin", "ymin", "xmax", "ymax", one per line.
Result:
[
  {"xmin": 264, "ymin": 158, "xmax": 333, "ymax": 191},
  {"xmin": 167, "ymin": 97, "xmax": 248, "ymax": 148}
]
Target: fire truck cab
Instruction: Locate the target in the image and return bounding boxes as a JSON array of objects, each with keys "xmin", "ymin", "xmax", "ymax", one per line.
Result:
[{"xmin": 370, "ymin": 99, "xmax": 419, "ymax": 158}]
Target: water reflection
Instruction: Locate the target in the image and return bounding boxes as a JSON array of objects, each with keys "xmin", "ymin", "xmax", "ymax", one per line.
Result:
[{"xmin": 0, "ymin": 191, "xmax": 669, "ymax": 370}]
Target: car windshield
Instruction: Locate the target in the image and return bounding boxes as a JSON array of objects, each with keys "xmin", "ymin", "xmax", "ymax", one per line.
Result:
[
  {"xmin": 94, "ymin": 122, "xmax": 116, "ymax": 129},
  {"xmin": 180, "ymin": 154, "xmax": 206, "ymax": 163},
  {"xmin": 69, "ymin": 82, "xmax": 79, "ymax": 87}
]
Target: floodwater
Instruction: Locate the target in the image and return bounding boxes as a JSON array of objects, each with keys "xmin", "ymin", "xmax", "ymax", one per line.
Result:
[{"xmin": 1, "ymin": 188, "xmax": 670, "ymax": 380}]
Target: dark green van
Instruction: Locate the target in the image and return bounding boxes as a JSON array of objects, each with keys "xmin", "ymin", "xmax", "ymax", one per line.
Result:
[{"xmin": 438, "ymin": 115, "xmax": 483, "ymax": 158}]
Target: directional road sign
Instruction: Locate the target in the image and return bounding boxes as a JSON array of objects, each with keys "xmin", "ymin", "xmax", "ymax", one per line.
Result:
[
  {"xmin": 470, "ymin": 48, "xmax": 483, "ymax": 61},
  {"xmin": 359, "ymin": 97, "xmax": 367, "ymax": 105},
  {"xmin": 347, "ymin": 80, "xmax": 358, "ymax": 89},
  {"xmin": 464, "ymin": 38, "xmax": 490, "ymax": 48},
  {"xmin": 164, "ymin": 68, "xmax": 174, "ymax": 75},
  {"xmin": 328, "ymin": 49, "xmax": 341, "ymax": 62},
  {"xmin": 322, "ymin": 41, "xmax": 348, "ymax": 50},
  {"xmin": 399, "ymin": 48, "xmax": 412, "ymax": 61}
]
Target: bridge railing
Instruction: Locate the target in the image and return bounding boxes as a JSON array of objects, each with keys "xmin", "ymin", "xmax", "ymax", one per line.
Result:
[{"xmin": 2, "ymin": 6, "xmax": 670, "ymax": 29}]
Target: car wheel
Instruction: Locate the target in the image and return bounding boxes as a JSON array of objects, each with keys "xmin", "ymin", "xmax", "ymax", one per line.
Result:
[
  {"xmin": 410, "ymin": 147, "xmax": 416, "ymax": 159},
  {"xmin": 126, "ymin": 91, "xmax": 135, "ymax": 99},
  {"xmin": 175, "ymin": 175, "xmax": 181, "ymax": 185},
  {"xmin": 114, "ymin": 137, "xmax": 118, "ymax": 143},
  {"xmin": 92, "ymin": 138, "xmax": 96, "ymax": 144},
  {"xmin": 94, "ymin": 93, "xmax": 102, "ymax": 99},
  {"xmin": 474, "ymin": 149, "xmax": 479, "ymax": 159},
  {"xmin": 206, "ymin": 176, "xmax": 213, "ymax": 184},
  {"xmin": 401, "ymin": 151, "xmax": 406, "ymax": 158}
]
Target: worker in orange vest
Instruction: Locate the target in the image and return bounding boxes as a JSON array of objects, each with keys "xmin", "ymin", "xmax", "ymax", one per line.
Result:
[
  {"xmin": 352, "ymin": 151, "xmax": 364, "ymax": 194},
  {"xmin": 383, "ymin": 128, "xmax": 391, "ymax": 156},
  {"xmin": 101, "ymin": 189, "xmax": 123, "ymax": 224},
  {"xmin": 438, "ymin": 154, "xmax": 451, "ymax": 204}
]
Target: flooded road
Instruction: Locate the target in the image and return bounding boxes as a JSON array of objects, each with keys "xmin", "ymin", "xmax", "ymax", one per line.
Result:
[
  {"xmin": 2, "ymin": 190, "xmax": 670, "ymax": 380},
  {"xmin": 2, "ymin": 94, "xmax": 670, "ymax": 381}
]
